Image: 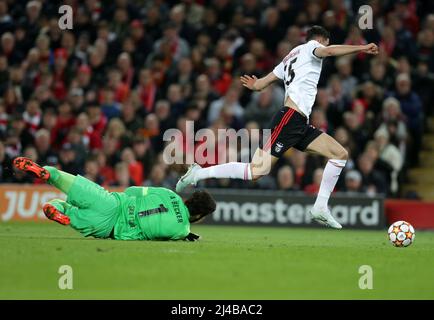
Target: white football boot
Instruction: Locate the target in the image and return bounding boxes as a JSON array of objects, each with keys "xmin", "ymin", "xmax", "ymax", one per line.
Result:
[
  {"xmin": 176, "ymin": 163, "xmax": 202, "ymax": 193},
  {"xmin": 310, "ymin": 207, "xmax": 342, "ymax": 229}
]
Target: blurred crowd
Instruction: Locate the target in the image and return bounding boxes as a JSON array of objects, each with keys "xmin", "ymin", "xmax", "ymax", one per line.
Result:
[{"xmin": 1, "ymin": 0, "xmax": 434, "ymax": 198}]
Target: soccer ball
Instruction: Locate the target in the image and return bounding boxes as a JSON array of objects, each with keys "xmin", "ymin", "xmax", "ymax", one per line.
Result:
[{"xmin": 388, "ymin": 221, "xmax": 415, "ymax": 247}]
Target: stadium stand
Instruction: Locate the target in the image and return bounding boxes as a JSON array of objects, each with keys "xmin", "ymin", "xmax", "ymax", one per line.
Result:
[{"xmin": 0, "ymin": 0, "xmax": 434, "ymax": 199}]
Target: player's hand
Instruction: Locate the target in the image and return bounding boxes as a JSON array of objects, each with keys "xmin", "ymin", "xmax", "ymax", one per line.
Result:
[
  {"xmin": 240, "ymin": 75, "xmax": 258, "ymax": 90},
  {"xmin": 363, "ymin": 43, "xmax": 379, "ymax": 55},
  {"xmin": 185, "ymin": 232, "xmax": 201, "ymax": 241}
]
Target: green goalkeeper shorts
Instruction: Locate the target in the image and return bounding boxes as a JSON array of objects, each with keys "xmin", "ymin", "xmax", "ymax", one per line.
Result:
[{"xmin": 64, "ymin": 175, "xmax": 119, "ymax": 238}]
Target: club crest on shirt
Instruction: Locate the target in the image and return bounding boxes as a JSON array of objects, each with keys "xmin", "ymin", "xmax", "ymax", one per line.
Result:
[{"xmin": 275, "ymin": 142, "xmax": 284, "ymax": 153}]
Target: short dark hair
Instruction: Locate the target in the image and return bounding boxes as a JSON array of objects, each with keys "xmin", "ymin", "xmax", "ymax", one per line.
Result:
[
  {"xmin": 185, "ymin": 190, "xmax": 216, "ymax": 223},
  {"xmin": 306, "ymin": 25, "xmax": 330, "ymax": 41}
]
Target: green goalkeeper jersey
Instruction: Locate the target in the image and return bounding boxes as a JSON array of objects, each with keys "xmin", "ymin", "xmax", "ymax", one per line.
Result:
[{"xmin": 112, "ymin": 186, "xmax": 191, "ymax": 240}]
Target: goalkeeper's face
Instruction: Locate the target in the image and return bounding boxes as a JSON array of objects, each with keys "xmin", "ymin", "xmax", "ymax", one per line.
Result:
[{"xmin": 184, "ymin": 191, "xmax": 217, "ymax": 223}]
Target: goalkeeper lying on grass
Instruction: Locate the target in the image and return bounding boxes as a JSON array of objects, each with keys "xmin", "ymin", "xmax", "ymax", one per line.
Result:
[{"xmin": 13, "ymin": 157, "xmax": 216, "ymax": 241}]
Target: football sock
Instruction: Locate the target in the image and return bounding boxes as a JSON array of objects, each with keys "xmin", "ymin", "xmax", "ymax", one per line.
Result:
[
  {"xmin": 313, "ymin": 159, "xmax": 347, "ymax": 210},
  {"xmin": 43, "ymin": 166, "xmax": 76, "ymax": 194},
  {"xmin": 194, "ymin": 162, "xmax": 252, "ymax": 183}
]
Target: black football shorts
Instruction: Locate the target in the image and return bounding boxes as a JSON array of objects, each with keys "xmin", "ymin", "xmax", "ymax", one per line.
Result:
[{"xmin": 259, "ymin": 106, "xmax": 323, "ymax": 157}]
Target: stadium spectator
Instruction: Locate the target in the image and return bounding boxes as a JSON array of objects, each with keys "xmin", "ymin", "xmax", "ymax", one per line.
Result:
[
  {"xmin": 366, "ymin": 59, "xmax": 389, "ymax": 88},
  {"xmin": 121, "ymin": 147, "xmax": 144, "ymax": 186},
  {"xmin": 0, "ymin": 0, "xmax": 431, "ymax": 200},
  {"xmin": 112, "ymin": 161, "xmax": 135, "ymax": 188},
  {"xmin": 0, "ymin": 139, "xmax": 12, "ymax": 181},
  {"xmin": 389, "ymin": 73, "xmax": 423, "ymax": 165},
  {"xmin": 58, "ymin": 143, "xmax": 80, "ymax": 175},
  {"xmin": 84, "ymin": 156, "xmax": 103, "ymax": 185},
  {"xmin": 322, "ymin": 10, "xmax": 346, "ymax": 44},
  {"xmin": 257, "ymin": 6, "xmax": 285, "ymax": 52},
  {"xmin": 194, "ymin": 74, "xmax": 219, "ymax": 107},
  {"xmin": 207, "ymin": 86, "xmax": 243, "ymax": 125},
  {"xmin": 128, "ymin": 19, "xmax": 152, "ymax": 67},
  {"xmin": 153, "ymin": 21, "xmax": 190, "ymax": 64},
  {"xmin": 96, "ymin": 150, "xmax": 115, "ymax": 185},
  {"xmin": 8, "ymin": 113, "xmax": 33, "ymax": 153},
  {"xmin": 205, "ymin": 57, "xmax": 232, "ymax": 96},
  {"xmin": 244, "ymin": 85, "xmax": 283, "ymax": 129},
  {"xmin": 276, "ymin": 165, "xmax": 297, "ymax": 192},
  {"xmin": 132, "ymin": 136, "xmax": 155, "ymax": 179},
  {"xmin": 286, "ymin": 25, "xmax": 302, "ymax": 49},
  {"xmin": 304, "ymin": 168, "xmax": 323, "ymax": 195},
  {"xmin": 121, "ymin": 100, "xmax": 143, "ymax": 134},
  {"xmin": 1, "ymin": 32, "xmax": 23, "ymax": 66},
  {"xmin": 249, "ymin": 38, "xmax": 274, "ymax": 74},
  {"xmin": 289, "ymin": 150, "xmax": 309, "ymax": 190},
  {"xmin": 378, "ymin": 97, "xmax": 408, "ymax": 156},
  {"xmin": 343, "ymin": 169, "xmax": 364, "ymax": 194},
  {"xmin": 34, "ymin": 128, "xmax": 57, "ymax": 166},
  {"xmin": 0, "ymin": 1, "xmax": 13, "ymax": 35},
  {"xmin": 357, "ymin": 152, "xmax": 389, "ymax": 195},
  {"xmin": 144, "ymin": 163, "xmax": 172, "ymax": 188},
  {"xmin": 0, "ymin": 103, "xmax": 7, "ymax": 137},
  {"xmin": 335, "ymin": 56, "xmax": 358, "ymax": 101},
  {"xmin": 333, "ymin": 126, "xmax": 357, "ymax": 158},
  {"xmin": 374, "ymin": 128, "xmax": 403, "ymax": 195}
]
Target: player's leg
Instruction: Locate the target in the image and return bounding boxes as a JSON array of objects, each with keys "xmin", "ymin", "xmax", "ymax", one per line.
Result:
[
  {"xmin": 43, "ymin": 198, "xmax": 115, "ymax": 238},
  {"xmin": 176, "ymin": 147, "xmax": 278, "ymax": 192},
  {"xmin": 250, "ymin": 147, "xmax": 279, "ymax": 180},
  {"xmin": 195, "ymin": 148, "xmax": 276, "ymax": 181},
  {"xmin": 176, "ymin": 162, "xmax": 251, "ymax": 192},
  {"xmin": 176, "ymin": 107, "xmax": 291, "ymax": 192},
  {"xmin": 14, "ymin": 157, "xmax": 118, "ymax": 237},
  {"xmin": 13, "ymin": 157, "xmax": 76, "ymax": 194},
  {"xmin": 44, "ymin": 176, "xmax": 119, "ymax": 238},
  {"xmin": 305, "ymin": 132, "xmax": 348, "ymax": 208},
  {"xmin": 44, "ymin": 166, "xmax": 76, "ymax": 194},
  {"xmin": 303, "ymin": 132, "xmax": 348, "ymax": 228},
  {"xmin": 56, "ymin": 173, "xmax": 119, "ymax": 238},
  {"xmin": 42, "ymin": 198, "xmax": 97, "ymax": 231},
  {"xmin": 14, "ymin": 157, "xmax": 114, "ymax": 209},
  {"xmin": 304, "ymin": 132, "xmax": 349, "ymax": 160},
  {"xmin": 42, "ymin": 199, "xmax": 73, "ymax": 225}
]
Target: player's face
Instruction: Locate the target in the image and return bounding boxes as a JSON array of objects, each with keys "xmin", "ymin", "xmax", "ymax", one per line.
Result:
[{"xmin": 318, "ymin": 37, "xmax": 329, "ymax": 46}]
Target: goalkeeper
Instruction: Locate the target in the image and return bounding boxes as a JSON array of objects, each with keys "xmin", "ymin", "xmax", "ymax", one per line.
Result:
[{"xmin": 13, "ymin": 157, "xmax": 216, "ymax": 241}]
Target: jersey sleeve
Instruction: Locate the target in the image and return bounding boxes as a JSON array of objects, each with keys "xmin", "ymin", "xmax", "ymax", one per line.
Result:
[
  {"xmin": 308, "ymin": 40, "xmax": 325, "ymax": 60},
  {"xmin": 123, "ymin": 186, "xmax": 149, "ymax": 197},
  {"xmin": 272, "ymin": 61, "xmax": 285, "ymax": 80}
]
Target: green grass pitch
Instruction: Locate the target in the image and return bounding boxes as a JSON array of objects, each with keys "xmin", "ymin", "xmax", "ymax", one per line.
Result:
[{"xmin": 1, "ymin": 222, "xmax": 434, "ymax": 299}]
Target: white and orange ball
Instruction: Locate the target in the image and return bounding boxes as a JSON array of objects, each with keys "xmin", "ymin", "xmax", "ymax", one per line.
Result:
[{"xmin": 388, "ymin": 221, "xmax": 415, "ymax": 247}]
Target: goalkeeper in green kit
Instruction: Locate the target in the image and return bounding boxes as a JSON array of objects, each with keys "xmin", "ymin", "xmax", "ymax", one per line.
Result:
[{"xmin": 13, "ymin": 157, "xmax": 216, "ymax": 241}]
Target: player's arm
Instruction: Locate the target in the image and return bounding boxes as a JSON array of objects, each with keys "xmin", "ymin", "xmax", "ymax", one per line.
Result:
[
  {"xmin": 124, "ymin": 186, "xmax": 149, "ymax": 197},
  {"xmin": 184, "ymin": 232, "xmax": 201, "ymax": 241},
  {"xmin": 240, "ymin": 72, "xmax": 279, "ymax": 91},
  {"xmin": 314, "ymin": 43, "xmax": 378, "ymax": 58}
]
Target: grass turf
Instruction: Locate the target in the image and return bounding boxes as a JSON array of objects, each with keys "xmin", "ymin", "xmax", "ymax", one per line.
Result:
[{"xmin": 0, "ymin": 221, "xmax": 433, "ymax": 299}]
